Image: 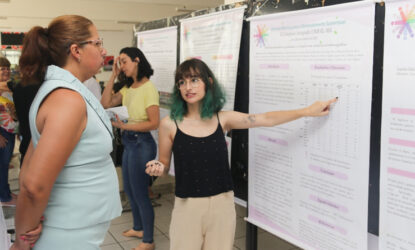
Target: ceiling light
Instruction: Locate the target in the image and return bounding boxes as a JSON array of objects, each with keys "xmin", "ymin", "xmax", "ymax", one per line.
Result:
[
  {"xmin": 176, "ymin": 6, "xmax": 195, "ymax": 13},
  {"xmin": 117, "ymin": 20, "xmax": 140, "ymax": 24}
]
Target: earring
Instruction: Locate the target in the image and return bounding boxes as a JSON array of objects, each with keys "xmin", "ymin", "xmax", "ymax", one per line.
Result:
[{"xmin": 78, "ymin": 57, "xmax": 81, "ymax": 63}]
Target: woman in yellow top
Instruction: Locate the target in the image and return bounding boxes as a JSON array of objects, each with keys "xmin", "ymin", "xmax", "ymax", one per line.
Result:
[
  {"xmin": 101, "ymin": 47, "xmax": 159, "ymax": 250},
  {"xmin": 0, "ymin": 57, "xmax": 18, "ymax": 206}
]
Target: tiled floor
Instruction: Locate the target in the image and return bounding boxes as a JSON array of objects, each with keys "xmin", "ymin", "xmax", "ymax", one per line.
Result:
[
  {"xmin": 6, "ymin": 148, "xmax": 301, "ymax": 250},
  {"xmin": 101, "ymin": 193, "xmax": 301, "ymax": 250}
]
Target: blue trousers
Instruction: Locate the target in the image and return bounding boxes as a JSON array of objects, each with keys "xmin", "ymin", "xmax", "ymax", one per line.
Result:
[
  {"xmin": 122, "ymin": 130, "xmax": 156, "ymax": 243},
  {"xmin": 0, "ymin": 127, "xmax": 15, "ymax": 202}
]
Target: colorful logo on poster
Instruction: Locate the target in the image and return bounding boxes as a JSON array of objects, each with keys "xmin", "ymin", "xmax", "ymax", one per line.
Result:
[
  {"xmin": 391, "ymin": 5, "xmax": 415, "ymax": 39},
  {"xmin": 183, "ymin": 26, "xmax": 191, "ymax": 40},
  {"xmin": 254, "ymin": 24, "xmax": 269, "ymax": 47}
]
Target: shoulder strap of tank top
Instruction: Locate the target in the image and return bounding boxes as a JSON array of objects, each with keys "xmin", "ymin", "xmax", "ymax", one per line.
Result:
[{"xmin": 216, "ymin": 112, "xmax": 220, "ymax": 124}]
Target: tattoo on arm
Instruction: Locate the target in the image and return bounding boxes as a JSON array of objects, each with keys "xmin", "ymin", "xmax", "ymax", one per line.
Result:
[{"xmin": 247, "ymin": 115, "xmax": 256, "ymax": 124}]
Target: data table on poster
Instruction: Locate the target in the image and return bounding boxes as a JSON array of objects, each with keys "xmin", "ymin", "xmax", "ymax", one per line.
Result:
[
  {"xmin": 247, "ymin": 2, "xmax": 375, "ymax": 250},
  {"xmin": 380, "ymin": 1, "xmax": 415, "ymax": 250}
]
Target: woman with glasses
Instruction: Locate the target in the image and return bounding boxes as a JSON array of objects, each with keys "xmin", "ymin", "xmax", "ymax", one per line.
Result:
[
  {"xmin": 0, "ymin": 57, "xmax": 19, "ymax": 206},
  {"xmin": 101, "ymin": 47, "xmax": 159, "ymax": 250},
  {"xmin": 145, "ymin": 58, "xmax": 337, "ymax": 250},
  {"xmin": 11, "ymin": 15, "xmax": 122, "ymax": 250}
]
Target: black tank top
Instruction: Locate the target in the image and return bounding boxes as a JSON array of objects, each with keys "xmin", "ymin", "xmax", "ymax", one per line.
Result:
[{"xmin": 172, "ymin": 114, "xmax": 234, "ymax": 198}]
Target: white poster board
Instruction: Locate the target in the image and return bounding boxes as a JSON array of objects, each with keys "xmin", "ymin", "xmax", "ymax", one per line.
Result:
[
  {"xmin": 136, "ymin": 26, "xmax": 177, "ymax": 94},
  {"xmin": 0, "ymin": 208, "xmax": 11, "ymax": 249},
  {"xmin": 180, "ymin": 7, "xmax": 245, "ymax": 110},
  {"xmin": 380, "ymin": 1, "xmax": 415, "ymax": 249},
  {"xmin": 247, "ymin": 2, "xmax": 375, "ymax": 250},
  {"xmin": 136, "ymin": 27, "xmax": 177, "ymax": 175}
]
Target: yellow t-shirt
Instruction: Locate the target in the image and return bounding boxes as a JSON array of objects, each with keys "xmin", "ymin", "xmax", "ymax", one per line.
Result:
[{"xmin": 119, "ymin": 80, "xmax": 159, "ymax": 123}]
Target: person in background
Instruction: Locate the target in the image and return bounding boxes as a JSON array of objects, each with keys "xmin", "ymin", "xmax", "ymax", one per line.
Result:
[
  {"xmin": 84, "ymin": 75, "xmax": 102, "ymax": 100},
  {"xmin": 0, "ymin": 57, "xmax": 18, "ymax": 206},
  {"xmin": 0, "ymin": 78, "xmax": 41, "ymax": 165},
  {"xmin": 11, "ymin": 15, "xmax": 122, "ymax": 250},
  {"xmin": 101, "ymin": 47, "xmax": 159, "ymax": 250},
  {"xmin": 145, "ymin": 58, "xmax": 337, "ymax": 250}
]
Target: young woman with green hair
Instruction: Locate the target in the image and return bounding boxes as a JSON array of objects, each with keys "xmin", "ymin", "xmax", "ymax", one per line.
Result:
[{"xmin": 146, "ymin": 58, "xmax": 337, "ymax": 250}]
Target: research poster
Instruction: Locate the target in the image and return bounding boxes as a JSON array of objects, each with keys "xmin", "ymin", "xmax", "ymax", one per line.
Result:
[
  {"xmin": 247, "ymin": 2, "xmax": 375, "ymax": 250},
  {"xmin": 136, "ymin": 26, "xmax": 177, "ymax": 95},
  {"xmin": 180, "ymin": 7, "xmax": 245, "ymax": 110},
  {"xmin": 380, "ymin": 1, "xmax": 415, "ymax": 249}
]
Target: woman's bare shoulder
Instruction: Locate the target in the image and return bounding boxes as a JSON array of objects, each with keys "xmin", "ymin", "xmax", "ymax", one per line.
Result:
[{"xmin": 160, "ymin": 116, "xmax": 175, "ymax": 129}]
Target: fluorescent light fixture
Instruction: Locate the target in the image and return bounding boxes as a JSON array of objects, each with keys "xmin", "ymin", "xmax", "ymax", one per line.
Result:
[
  {"xmin": 176, "ymin": 6, "xmax": 195, "ymax": 12},
  {"xmin": 117, "ymin": 20, "xmax": 140, "ymax": 24}
]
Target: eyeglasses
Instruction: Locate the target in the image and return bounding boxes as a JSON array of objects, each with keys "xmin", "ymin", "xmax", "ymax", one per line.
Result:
[
  {"xmin": 176, "ymin": 76, "xmax": 202, "ymax": 89},
  {"xmin": 79, "ymin": 38, "xmax": 104, "ymax": 48},
  {"xmin": 0, "ymin": 67, "xmax": 10, "ymax": 72}
]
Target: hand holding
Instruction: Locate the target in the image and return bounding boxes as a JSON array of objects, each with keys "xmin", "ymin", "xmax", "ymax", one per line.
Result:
[
  {"xmin": 306, "ymin": 97, "xmax": 338, "ymax": 117},
  {"xmin": 111, "ymin": 114, "xmax": 124, "ymax": 129},
  {"xmin": 145, "ymin": 160, "xmax": 165, "ymax": 176},
  {"xmin": 9, "ymin": 239, "xmax": 31, "ymax": 250},
  {"xmin": 20, "ymin": 216, "xmax": 44, "ymax": 246}
]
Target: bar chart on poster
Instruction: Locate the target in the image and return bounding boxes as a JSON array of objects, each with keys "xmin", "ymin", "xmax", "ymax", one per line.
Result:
[
  {"xmin": 247, "ymin": 2, "xmax": 375, "ymax": 250},
  {"xmin": 380, "ymin": 1, "xmax": 415, "ymax": 249}
]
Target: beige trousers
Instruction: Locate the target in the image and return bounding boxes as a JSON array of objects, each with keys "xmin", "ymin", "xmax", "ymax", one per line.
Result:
[{"xmin": 169, "ymin": 191, "xmax": 236, "ymax": 250}]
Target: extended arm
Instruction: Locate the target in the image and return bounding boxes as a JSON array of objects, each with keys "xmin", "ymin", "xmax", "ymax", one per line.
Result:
[
  {"xmin": 222, "ymin": 98, "xmax": 337, "ymax": 131},
  {"xmin": 12, "ymin": 89, "xmax": 87, "ymax": 249},
  {"xmin": 146, "ymin": 116, "xmax": 175, "ymax": 176}
]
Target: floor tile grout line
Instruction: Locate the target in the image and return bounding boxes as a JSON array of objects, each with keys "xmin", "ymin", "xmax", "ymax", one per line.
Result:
[
  {"xmin": 108, "ymin": 230, "xmax": 124, "ymax": 249},
  {"xmin": 154, "ymin": 224, "xmax": 170, "ymax": 241}
]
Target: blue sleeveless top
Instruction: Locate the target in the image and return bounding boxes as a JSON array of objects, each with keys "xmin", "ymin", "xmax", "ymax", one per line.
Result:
[{"xmin": 29, "ymin": 65, "xmax": 122, "ymax": 229}]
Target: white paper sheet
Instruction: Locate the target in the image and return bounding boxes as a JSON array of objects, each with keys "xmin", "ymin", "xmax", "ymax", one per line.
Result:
[
  {"xmin": 180, "ymin": 7, "xmax": 245, "ymax": 111},
  {"xmin": 105, "ymin": 106, "xmax": 129, "ymax": 121},
  {"xmin": 0, "ymin": 208, "xmax": 11, "ymax": 249},
  {"xmin": 380, "ymin": 1, "xmax": 415, "ymax": 249},
  {"xmin": 136, "ymin": 27, "xmax": 178, "ymax": 94},
  {"xmin": 248, "ymin": 2, "xmax": 375, "ymax": 249}
]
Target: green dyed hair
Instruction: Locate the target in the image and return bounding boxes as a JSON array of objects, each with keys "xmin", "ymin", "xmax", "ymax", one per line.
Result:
[{"xmin": 170, "ymin": 59, "xmax": 226, "ymax": 121}]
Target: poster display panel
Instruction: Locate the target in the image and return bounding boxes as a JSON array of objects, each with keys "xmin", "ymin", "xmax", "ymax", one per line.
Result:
[
  {"xmin": 180, "ymin": 7, "xmax": 245, "ymax": 110},
  {"xmin": 136, "ymin": 26, "xmax": 177, "ymax": 96},
  {"xmin": 248, "ymin": 2, "xmax": 375, "ymax": 250},
  {"xmin": 136, "ymin": 27, "xmax": 177, "ymax": 174},
  {"xmin": 380, "ymin": 1, "xmax": 415, "ymax": 249}
]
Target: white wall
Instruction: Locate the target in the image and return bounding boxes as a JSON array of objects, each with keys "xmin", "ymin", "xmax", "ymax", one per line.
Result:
[
  {"xmin": 224, "ymin": 0, "xmax": 242, "ymax": 4},
  {"xmin": 0, "ymin": 0, "xmax": 224, "ymax": 32},
  {"xmin": 95, "ymin": 30, "xmax": 134, "ymax": 83}
]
